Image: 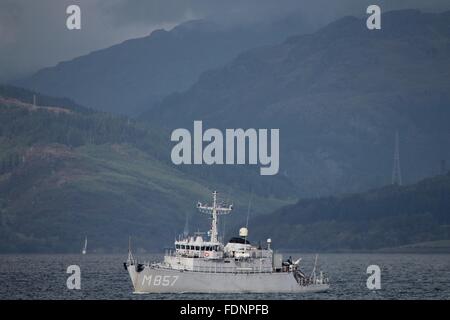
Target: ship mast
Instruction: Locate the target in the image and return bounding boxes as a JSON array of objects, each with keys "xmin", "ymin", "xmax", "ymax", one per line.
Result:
[{"xmin": 197, "ymin": 191, "xmax": 233, "ymax": 243}]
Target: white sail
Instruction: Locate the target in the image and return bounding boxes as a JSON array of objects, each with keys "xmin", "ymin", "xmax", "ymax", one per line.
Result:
[{"xmin": 82, "ymin": 237, "xmax": 87, "ymax": 255}]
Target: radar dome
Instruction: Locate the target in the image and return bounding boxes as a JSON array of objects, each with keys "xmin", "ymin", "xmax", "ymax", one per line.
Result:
[{"xmin": 239, "ymin": 227, "xmax": 249, "ymax": 237}]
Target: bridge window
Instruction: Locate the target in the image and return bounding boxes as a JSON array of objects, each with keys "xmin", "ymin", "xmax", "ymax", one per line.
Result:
[{"xmin": 195, "ymin": 246, "xmax": 200, "ymax": 251}]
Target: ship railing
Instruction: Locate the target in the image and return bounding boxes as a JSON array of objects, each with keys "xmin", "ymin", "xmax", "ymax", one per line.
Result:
[
  {"xmin": 153, "ymin": 263, "xmax": 274, "ymax": 274},
  {"xmin": 189, "ymin": 265, "xmax": 272, "ymax": 274}
]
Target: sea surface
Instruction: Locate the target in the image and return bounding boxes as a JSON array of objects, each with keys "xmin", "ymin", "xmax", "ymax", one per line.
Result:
[{"xmin": 0, "ymin": 253, "xmax": 449, "ymax": 300}]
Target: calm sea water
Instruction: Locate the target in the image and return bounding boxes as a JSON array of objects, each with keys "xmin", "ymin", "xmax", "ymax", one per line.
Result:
[{"xmin": 0, "ymin": 253, "xmax": 449, "ymax": 300}]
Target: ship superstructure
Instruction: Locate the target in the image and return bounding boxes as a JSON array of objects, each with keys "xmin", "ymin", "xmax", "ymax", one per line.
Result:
[{"xmin": 125, "ymin": 191, "xmax": 329, "ymax": 293}]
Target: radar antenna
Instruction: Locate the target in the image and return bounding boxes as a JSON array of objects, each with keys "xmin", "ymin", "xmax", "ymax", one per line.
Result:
[{"xmin": 197, "ymin": 191, "xmax": 233, "ymax": 243}]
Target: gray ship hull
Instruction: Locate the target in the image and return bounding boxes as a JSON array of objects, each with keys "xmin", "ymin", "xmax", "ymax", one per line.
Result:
[{"xmin": 127, "ymin": 265, "xmax": 330, "ymax": 293}]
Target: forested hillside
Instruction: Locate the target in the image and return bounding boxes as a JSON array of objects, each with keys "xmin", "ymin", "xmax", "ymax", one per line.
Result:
[
  {"xmin": 0, "ymin": 85, "xmax": 289, "ymax": 253},
  {"xmin": 250, "ymin": 173, "xmax": 450, "ymax": 251}
]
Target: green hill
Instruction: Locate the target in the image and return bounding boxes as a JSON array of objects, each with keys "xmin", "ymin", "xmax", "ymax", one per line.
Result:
[{"xmin": 0, "ymin": 85, "xmax": 290, "ymax": 253}]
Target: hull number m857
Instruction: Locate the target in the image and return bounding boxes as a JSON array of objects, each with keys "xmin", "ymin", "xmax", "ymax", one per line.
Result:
[{"xmin": 142, "ymin": 275, "xmax": 179, "ymax": 286}]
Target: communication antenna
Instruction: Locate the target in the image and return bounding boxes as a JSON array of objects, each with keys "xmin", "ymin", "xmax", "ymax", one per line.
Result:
[
  {"xmin": 127, "ymin": 236, "xmax": 134, "ymax": 264},
  {"xmin": 33, "ymin": 94, "xmax": 36, "ymax": 107},
  {"xmin": 244, "ymin": 189, "xmax": 253, "ymax": 244},
  {"xmin": 392, "ymin": 131, "xmax": 402, "ymax": 186},
  {"xmin": 183, "ymin": 212, "xmax": 189, "ymax": 238},
  {"xmin": 310, "ymin": 254, "xmax": 318, "ymax": 282},
  {"xmin": 245, "ymin": 189, "xmax": 253, "ymax": 230},
  {"xmin": 221, "ymin": 212, "xmax": 227, "ymax": 242},
  {"xmin": 221, "ymin": 187, "xmax": 233, "ymax": 241}
]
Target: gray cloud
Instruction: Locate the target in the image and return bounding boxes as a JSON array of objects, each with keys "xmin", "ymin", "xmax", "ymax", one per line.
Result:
[
  {"xmin": 100, "ymin": 0, "xmax": 450, "ymax": 28},
  {"xmin": 1, "ymin": 0, "xmax": 450, "ymax": 83},
  {"xmin": 0, "ymin": 0, "xmax": 175, "ymax": 82}
]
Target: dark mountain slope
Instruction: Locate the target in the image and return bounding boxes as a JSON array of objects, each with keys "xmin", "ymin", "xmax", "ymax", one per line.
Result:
[
  {"xmin": 146, "ymin": 10, "xmax": 450, "ymax": 196},
  {"xmin": 18, "ymin": 17, "xmax": 313, "ymax": 116}
]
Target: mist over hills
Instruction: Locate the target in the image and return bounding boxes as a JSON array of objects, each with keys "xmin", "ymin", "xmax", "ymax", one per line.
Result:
[
  {"xmin": 145, "ymin": 10, "xmax": 450, "ymax": 197},
  {"xmin": 18, "ymin": 16, "xmax": 313, "ymax": 116}
]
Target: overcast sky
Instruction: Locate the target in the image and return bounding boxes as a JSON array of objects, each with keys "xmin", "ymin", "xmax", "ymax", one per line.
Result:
[{"xmin": 1, "ymin": 0, "xmax": 449, "ymax": 82}]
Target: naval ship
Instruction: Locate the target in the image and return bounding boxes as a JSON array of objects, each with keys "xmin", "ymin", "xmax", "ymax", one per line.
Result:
[{"xmin": 124, "ymin": 191, "xmax": 329, "ymax": 293}]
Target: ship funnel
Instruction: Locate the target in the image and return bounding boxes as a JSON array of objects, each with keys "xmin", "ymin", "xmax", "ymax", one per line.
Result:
[{"xmin": 239, "ymin": 227, "xmax": 248, "ymax": 238}]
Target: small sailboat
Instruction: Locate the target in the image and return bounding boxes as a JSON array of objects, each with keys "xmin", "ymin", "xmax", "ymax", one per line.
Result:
[{"xmin": 82, "ymin": 237, "xmax": 87, "ymax": 255}]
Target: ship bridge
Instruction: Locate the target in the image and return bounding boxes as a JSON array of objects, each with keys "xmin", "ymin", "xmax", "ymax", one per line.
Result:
[
  {"xmin": 162, "ymin": 191, "xmax": 274, "ymax": 272},
  {"xmin": 174, "ymin": 235, "xmax": 223, "ymax": 259},
  {"xmin": 125, "ymin": 190, "xmax": 329, "ymax": 292}
]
